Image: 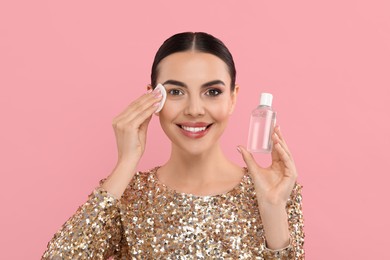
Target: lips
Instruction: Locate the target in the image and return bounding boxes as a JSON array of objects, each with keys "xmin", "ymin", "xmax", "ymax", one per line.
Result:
[{"xmin": 176, "ymin": 122, "xmax": 213, "ymax": 138}]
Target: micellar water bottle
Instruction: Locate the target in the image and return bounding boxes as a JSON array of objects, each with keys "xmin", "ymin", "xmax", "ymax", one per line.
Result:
[{"xmin": 247, "ymin": 93, "xmax": 277, "ymax": 153}]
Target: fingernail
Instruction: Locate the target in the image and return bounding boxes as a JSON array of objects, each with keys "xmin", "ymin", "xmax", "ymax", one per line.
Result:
[
  {"xmin": 153, "ymin": 102, "xmax": 161, "ymax": 107},
  {"xmin": 236, "ymin": 146, "xmax": 242, "ymax": 154},
  {"xmin": 154, "ymin": 93, "xmax": 162, "ymax": 99},
  {"xmin": 147, "ymin": 89, "xmax": 152, "ymax": 94}
]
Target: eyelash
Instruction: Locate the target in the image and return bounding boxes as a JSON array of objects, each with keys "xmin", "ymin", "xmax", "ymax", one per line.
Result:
[
  {"xmin": 205, "ymin": 88, "xmax": 223, "ymax": 97},
  {"xmin": 167, "ymin": 88, "xmax": 223, "ymax": 97},
  {"xmin": 168, "ymin": 89, "xmax": 184, "ymax": 96}
]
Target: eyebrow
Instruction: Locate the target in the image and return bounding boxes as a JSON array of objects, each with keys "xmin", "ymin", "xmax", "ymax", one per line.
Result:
[{"xmin": 162, "ymin": 79, "xmax": 226, "ymax": 88}]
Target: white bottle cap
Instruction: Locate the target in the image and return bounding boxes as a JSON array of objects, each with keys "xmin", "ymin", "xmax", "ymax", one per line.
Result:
[{"xmin": 259, "ymin": 93, "xmax": 273, "ymax": 107}]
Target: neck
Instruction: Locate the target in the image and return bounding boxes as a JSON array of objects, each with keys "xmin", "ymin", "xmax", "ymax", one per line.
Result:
[
  {"xmin": 163, "ymin": 143, "xmax": 233, "ymax": 184},
  {"xmin": 156, "ymin": 143, "xmax": 244, "ymax": 196}
]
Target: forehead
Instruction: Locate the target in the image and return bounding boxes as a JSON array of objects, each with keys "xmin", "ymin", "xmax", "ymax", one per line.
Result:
[{"xmin": 156, "ymin": 51, "xmax": 231, "ymax": 83}]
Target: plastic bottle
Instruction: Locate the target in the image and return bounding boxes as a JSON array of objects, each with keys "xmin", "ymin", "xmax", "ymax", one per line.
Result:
[{"xmin": 247, "ymin": 93, "xmax": 277, "ymax": 153}]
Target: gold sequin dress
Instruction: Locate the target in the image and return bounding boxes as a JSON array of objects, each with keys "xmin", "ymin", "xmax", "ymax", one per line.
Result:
[{"xmin": 42, "ymin": 166, "xmax": 305, "ymax": 259}]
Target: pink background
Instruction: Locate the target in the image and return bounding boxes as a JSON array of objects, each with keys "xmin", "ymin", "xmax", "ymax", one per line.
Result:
[{"xmin": 1, "ymin": 1, "xmax": 389, "ymax": 259}]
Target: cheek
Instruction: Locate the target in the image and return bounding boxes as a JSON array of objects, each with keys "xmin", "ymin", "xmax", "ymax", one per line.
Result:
[
  {"xmin": 159, "ymin": 98, "xmax": 233, "ymax": 121},
  {"xmin": 159, "ymin": 100, "xmax": 179, "ymax": 121},
  {"xmin": 208, "ymin": 101, "xmax": 232, "ymax": 120}
]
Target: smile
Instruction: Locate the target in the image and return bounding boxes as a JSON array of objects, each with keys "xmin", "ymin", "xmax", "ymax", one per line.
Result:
[
  {"xmin": 180, "ymin": 126, "xmax": 207, "ymax": 133},
  {"xmin": 176, "ymin": 123, "xmax": 213, "ymax": 138}
]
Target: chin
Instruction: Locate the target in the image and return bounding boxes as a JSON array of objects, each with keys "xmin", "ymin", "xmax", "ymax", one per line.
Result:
[
  {"xmin": 173, "ymin": 136, "xmax": 224, "ymax": 157},
  {"xmin": 190, "ymin": 147, "xmax": 212, "ymax": 156}
]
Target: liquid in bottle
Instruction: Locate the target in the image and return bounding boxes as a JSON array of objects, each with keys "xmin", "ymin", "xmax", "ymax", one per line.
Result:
[{"xmin": 247, "ymin": 93, "xmax": 277, "ymax": 153}]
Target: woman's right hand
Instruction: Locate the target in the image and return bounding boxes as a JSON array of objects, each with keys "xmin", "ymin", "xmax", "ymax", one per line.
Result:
[{"xmin": 111, "ymin": 87, "xmax": 162, "ymax": 166}]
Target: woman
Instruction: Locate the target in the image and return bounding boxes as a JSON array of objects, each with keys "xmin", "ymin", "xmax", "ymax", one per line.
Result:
[{"xmin": 42, "ymin": 32, "xmax": 304, "ymax": 259}]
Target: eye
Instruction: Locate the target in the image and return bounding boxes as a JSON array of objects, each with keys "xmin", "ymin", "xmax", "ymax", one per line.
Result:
[
  {"xmin": 168, "ymin": 89, "xmax": 184, "ymax": 96},
  {"xmin": 205, "ymin": 88, "xmax": 223, "ymax": 97}
]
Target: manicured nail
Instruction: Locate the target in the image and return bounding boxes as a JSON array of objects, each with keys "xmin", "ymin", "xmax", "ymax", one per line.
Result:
[
  {"xmin": 236, "ymin": 146, "xmax": 242, "ymax": 153},
  {"xmin": 154, "ymin": 94, "xmax": 162, "ymax": 100},
  {"xmin": 147, "ymin": 89, "xmax": 153, "ymax": 94}
]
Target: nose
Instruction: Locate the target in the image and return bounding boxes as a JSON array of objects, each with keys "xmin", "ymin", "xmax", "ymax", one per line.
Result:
[{"xmin": 184, "ymin": 95, "xmax": 205, "ymax": 117}]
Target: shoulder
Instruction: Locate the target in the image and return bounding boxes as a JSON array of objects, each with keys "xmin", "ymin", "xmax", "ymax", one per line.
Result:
[
  {"xmin": 121, "ymin": 166, "xmax": 159, "ymax": 199},
  {"xmin": 240, "ymin": 167, "xmax": 256, "ymax": 191},
  {"xmin": 234, "ymin": 167, "xmax": 258, "ymax": 201}
]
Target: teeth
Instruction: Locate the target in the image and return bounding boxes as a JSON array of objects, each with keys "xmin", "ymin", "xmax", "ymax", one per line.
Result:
[{"xmin": 181, "ymin": 126, "xmax": 207, "ymax": 133}]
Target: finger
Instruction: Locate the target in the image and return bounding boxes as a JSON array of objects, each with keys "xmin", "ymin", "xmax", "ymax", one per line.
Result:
[
  {"xmin": 271, "ymin": 132, "xmax": 286, "ymax": 158},
  {"xmin": 112, "ymin": 98, "xmax": 160, "ymax": 135},
  {"xmin": 120, "ymin": 91, "xmax": 161, "ymax": 119},
  {"xmin": 237, "ymin": 145, "xmax": 261, "ymax": 172},
  {"xmin": 139, "ymin": 113, "xmax": 153, "ymax": 131},
  {"xmin": 271, "ymin": 137, "xmax": 281, "ymax": 162},
  {"xmin": 274, "ymin": 143, "xmax": 296, "ymax": 176},
  {"xmin": 125, "ymin": 101, "xmax": 161, "ymax": 128},
  {"xmin": 114, "ymin": 92, "xmax": 162, "ymax": 123},
  {"xmin": 138, "ymin": 114, "xmax": 153, "ymax": 144},
  {"xmin": 274, "ymin": 126, "xmax": 290, "ymax": 155},
  {"xmin": 272, "ymin": 126, "xmax": 292, "ymax": 159}
]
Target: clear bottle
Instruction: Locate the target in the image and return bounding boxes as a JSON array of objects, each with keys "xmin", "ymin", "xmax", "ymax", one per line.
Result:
[{"xmin": 247, "ymin": 93, "xmax": 277, "ymax": 153}]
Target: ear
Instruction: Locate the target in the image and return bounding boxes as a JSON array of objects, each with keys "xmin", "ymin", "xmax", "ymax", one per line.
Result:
[{"xmin": 229, "ymin": 84, "xmax": 239, "ymax": 115}]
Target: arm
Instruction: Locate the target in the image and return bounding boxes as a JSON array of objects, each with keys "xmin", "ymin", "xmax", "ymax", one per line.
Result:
[
  {"xmin": 238, "ymin": 125, "xmax": 305, "ymax": 259},
  {"xmin": 42, "ymin": 88, "xmax": 162, "ymax": 259},
  {"xmin": 261, "ymin": 183, "xmax": 305, "ymax": 259},
  {"xmin": 41, "ymin": 186, "xmax": 122, "ymax": 259},
  {"xmin": 104, "ymin": 86, "xmax": 163, "ymax": 199}
]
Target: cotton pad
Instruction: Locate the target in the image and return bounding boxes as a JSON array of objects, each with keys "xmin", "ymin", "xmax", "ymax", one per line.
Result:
[{"xmin": 154, "ymin": 83, "xmax": 167, "ymax": 113}]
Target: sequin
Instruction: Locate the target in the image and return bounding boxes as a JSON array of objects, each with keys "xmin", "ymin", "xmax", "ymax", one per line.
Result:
[{"xmin": 42, "ymin": 166, "xmax": 305, "ymax": 259}]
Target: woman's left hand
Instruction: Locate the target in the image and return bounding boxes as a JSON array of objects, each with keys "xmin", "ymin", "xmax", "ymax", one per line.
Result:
[{"xmin": 238, "ymin": 125, "xmax": 298, "ymax": 207}]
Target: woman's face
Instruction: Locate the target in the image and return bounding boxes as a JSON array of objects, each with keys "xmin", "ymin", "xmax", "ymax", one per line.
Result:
[{"xmin": 154, "ymin": 51, "xmax": 238, "ymax": 155}]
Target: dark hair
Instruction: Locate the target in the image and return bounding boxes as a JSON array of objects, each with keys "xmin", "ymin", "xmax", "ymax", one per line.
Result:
[{"xmin": 151, "ymin": 32, "xmax": 236, "ymax": 91}]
